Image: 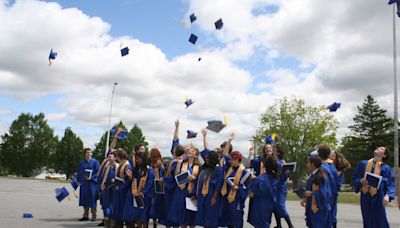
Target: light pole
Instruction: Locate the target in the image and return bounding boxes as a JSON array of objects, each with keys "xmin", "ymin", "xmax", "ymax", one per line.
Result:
[
  {"xmin": 105, "ymin": 82, "xmax": 118, "ymax": 158},
  {"xmin": 392, "ymin": 4, "xmax": 399, "ymax": 189}
]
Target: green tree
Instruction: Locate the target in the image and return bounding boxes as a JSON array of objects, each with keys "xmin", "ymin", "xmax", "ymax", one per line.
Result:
[
  {"xmin": 256, "ymin": 97, "xmax": 339, "ymax": 180},
  {"xmin": 341, "ymin": 95, "xmax": 394, "ymax": 183},
  {"xmin": 0, "ymin": 113, "xmax": 58, "ymax": 177},
  {"xmin": 50, "ymin": 127, "xmax": 83, "ymax": 180},
  {"xmin": 93, "ymin": 121, "xmax": 148, "ymax": 160}
]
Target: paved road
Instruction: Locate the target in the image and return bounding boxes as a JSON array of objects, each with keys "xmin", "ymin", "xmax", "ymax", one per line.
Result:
[{"xmin": 0, "ymin": 178, "xmax": 399, "ymax": 228}]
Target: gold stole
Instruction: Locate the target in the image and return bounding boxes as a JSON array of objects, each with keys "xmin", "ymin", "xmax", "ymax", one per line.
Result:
[
  {"xmin": 338, "ymin": 170, "xmax": 342, "ymax": 177},
  {"xmin": 311, "ymin": 184, "xmax": 319, "ymax": 213},
  {"xmin": 221, "ymin": 164, "xmax": 244, "ymax": 203},
  {"xmin": 118, "ymin": 160, "xmax": 129, "ymax": 178},
  {"xmin": 260, "ymin": 161, "xmax": 266, "ymax": 175},
  {"xmin": 97, "ymin": 159, "xmax": 110, "ymax": 177},
  {"xmin": 322, "ymin": 159, "xmax": 334, "ymax": 164},
  {"xmin": 361, "ymin": 159, "xmax": 382, "ymax": 196},
  {"xmin": 199, "ymin": 171, "xmax": 211, "ymax": 196},
  {"xmin": 132, "ymin": 169, "xmax": 148, "ymax": 196},
  {"xmin": 166, "ymin": 159, "xmax": 179, "ymax": 176},
  {"xmin": 101, "ymin": 163, "xmax": 119, "ymax": 191}
]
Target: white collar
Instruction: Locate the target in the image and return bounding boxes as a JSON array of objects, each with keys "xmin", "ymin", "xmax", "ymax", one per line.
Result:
[{"xmin": 312, "ymin": 168, "xmax": 319, "ymax": 176}]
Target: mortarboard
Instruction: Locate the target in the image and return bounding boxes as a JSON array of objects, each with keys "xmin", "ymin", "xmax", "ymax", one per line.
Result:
[
  {"xmin": 206, "ymin": 120, "xmax": 226, "ymax": 133},
  {"xmin": 189, "ymin": 34, "xmax": 198, "ymax": 45},
  {"xmin": 22, "ymin": 213, "xmax": 33, "ymax": 218},
  {"xmin": 111, "ymin": 127, "xmax": 129, "ymax": 140},
  {"xmin": 70, "ymin": 178, "xmax": 80, "ymax": 190},
  {"xmin": 54, "ymin": 187, "xmax": 69, "ymax": 202},
  {"xmin": 327, "ymin": 102, "xmax": 341, "ymax": 112},
  {"xmin": 121, "ymin": 47, "xmax": 129, "ymax": 57},
  {"xmin": 185, "ymin": 97, "xmax": 195, "ymax": 108},
  {"xmin": 389, "ymin": 0, "xmax": 400, "ymax": 17},
  {"xmin": 215, "ymin": 18, "xmax": 224, "ymax": 30},
  {"xmin": 265, "ymin": 135, "xmax": 277, "ymax": 145},
  {"xmin": 187, "ymin": 130, "xmax": 197, "ymax": 139},
  {"xmin": 48, "ymin": 49, "xmax": 57, "ymax": 66},
  {"xmin": 190, "ymin": 13, "xmax": 197, "ymax": 23}
]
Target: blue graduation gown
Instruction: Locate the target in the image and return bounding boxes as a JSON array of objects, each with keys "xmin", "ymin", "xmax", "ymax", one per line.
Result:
[
  {"xmin": 160, "ymin": 159, "xmax": 180, "ymax": 227},
  {"xmin": 76, "ymin": 158, "xmax": 100, "ymax": 208},
  {"xmin": 305, "ymin": 170, "xmax": 332, "ymax": 228},
  {"xmin": 149, "ymin": 167, "xmax": 165, "ymax": 220},
  {"xmin": 123, "ymin": 167, "xmax": 154, "ymax": 222},
  {"xmin": 321, "ymin": 161, "xmax": 339, "ymax": 224},
  {"xmin": 100, "ymin": 163, "xmax": 116, "ymax": 217},
  {"xmin": 196, "ymin": 166, "xmax": 224, "ymax": 228},
  {"xmin": 219, "ymin": 167, "xmax": 249, "ymax": 228},
  {"xmin": 352, "ymin": 160, "xmax": 396, "ymax": 228},
  {"xmin": 111, "ymin": 162, "xmax": 133, "ymax": 221},
  {"xmin": 247, "ymin": 173, "xmax": 278, "ymax": 228},
  {"xmin": 274, "ymin": 160, "xmax": 289, "ymax": 218},
  {"xmin": 97, "ymin": 159, "xmax": 110, "ymax": 206},
  {"xmin": 168, "ymin": 162, "xmax": 198, "ymax": 226},
  {"xmin": 250, "ymin": 157, "xmax": 263, "ymax": 176}
]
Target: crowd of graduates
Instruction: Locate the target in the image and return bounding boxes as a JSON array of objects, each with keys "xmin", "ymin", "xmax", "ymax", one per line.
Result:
[{"xmin": 73, "ymin": 120, "xmax": 397, "ymax": 228}]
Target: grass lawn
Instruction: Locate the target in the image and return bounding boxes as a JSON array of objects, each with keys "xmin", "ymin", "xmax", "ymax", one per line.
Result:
[{"xmin": 287, "ymin": 191, "xmax": 360, "ymax": 205}]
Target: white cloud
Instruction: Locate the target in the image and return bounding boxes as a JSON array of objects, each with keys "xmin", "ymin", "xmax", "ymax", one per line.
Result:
[{"xmin": 46, "ymin": 112, "xmax": 67, "ymax": 121}]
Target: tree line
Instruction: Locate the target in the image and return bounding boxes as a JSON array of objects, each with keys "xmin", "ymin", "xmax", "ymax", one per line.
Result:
[{"xmin": 0, "ymin": 95, "xmax": 397, "ymax": 184}]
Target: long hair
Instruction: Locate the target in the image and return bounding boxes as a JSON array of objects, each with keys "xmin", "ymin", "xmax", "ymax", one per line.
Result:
[
  {"xmin": 262, "ymin": 156, "xmax": 280, "ymax": 179},
  {"xmin": 133, "ymin": 152, "xmax": 148, "ymax": 178},
  {"xmin": 334, "ymin": 151, "xmax": 351, "ymax": 171},
  {"xmin": 201, "ymin": 150, "xmax": 219, "ymax": 177},
  {"xmin": 149, "ymin": 148, "xmax": 163, "ymax": 167}
]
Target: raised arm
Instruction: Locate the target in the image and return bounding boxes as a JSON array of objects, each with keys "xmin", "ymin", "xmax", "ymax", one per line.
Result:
[
  {"xmin": 246, "ymin": 146, "xmax": 255, "ymax": 168},
  {"xmin": 173, "ymin": 120, "xmax": 179, "ymax": 141},
  {"xmin": 201, "ymin": 129, "xmax": 208, "ymax": 150},
  {"xmin": 110, "ymin": 128, "xmax": 123, "ymax": 150},
  {"xmin": 223, "ymin": 132, "xmax": 235, "ymax": 156}
]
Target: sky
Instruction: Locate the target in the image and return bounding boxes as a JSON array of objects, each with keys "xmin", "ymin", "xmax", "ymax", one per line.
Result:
[{"xmin": 0, "ymin": 0, "xmax": 398, "ymax": 156}]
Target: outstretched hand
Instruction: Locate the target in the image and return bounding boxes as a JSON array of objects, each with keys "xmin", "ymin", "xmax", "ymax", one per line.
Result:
[
  {"xmin": 228, "ymin": 132, "xmax": 235, "ymax": 142},
  {"xmin": 201, "ymin": 129, "xmax": 207, "ymax": 137},
  {"xmin": 175, "ymin": 120, "xmax": 179, "ymax": 128}
]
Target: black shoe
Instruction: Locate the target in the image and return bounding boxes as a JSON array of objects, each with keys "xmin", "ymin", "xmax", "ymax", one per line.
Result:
[
  {"xmin": 97, "ymin": 220, "xmax": 104, "ymax": 226},
  {"xmin": 91, "ymin": 217, "xmax": 97, "ymax": 222},
  {"xmin": 79, "ymin": 217, "xmax": 89, "ymax": 221}
]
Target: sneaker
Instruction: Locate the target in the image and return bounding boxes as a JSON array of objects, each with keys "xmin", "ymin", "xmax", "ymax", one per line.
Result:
[{"xmin": 79, "ymin": 217, "xmax": 89, "ymax": 221}]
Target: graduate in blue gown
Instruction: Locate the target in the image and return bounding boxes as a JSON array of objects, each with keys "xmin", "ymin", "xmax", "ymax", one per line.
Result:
[
  {"xmin": 196, "ymin": 150, "xmax": 223, "ymax": 228},
  {"xmin": 304, "ymin": 155, "xmax": 332, "ymax": 228},
  {"xmin": 99, "ymin": 151, "xmax": 118, "ymax": 227},
  {"xmin": 110, "ymin": 148, "xmax": 133, "ymax": 228},
  {"xmin": 123, "ymin": 152, "xmax": 154, "ymax": 228},
  {"xmin": 352, "ymin": 146, "xmax": 396, "ymax": 228},
  {"xmin": 160, "ymin": 120, "xmax": 185, "ymax": 227},
  {"xmin": 148, "ymin": 147, "xmax": 165, "ymax": 227},
  {"xmin": 76, "ymin": 148, "xmax": 100, "ymax": 221},
  {"xmin": 219, "ymin": 151, "xmax": 249, "ymax": 228},
  {"xmin": 247, "ymin": 156, "xmax": 279, "ymax": 228},
  {"xmin": 273, "ymin": 146, "xmax": 294, "ymax": 228},
  {"xmin": 317, "ymin": 144, "xmax": 339, "ymax": 228}
]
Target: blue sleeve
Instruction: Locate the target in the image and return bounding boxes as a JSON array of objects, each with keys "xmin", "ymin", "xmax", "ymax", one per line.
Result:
[
  {"xmin": 383, "ymin": 165, "xmax": 396, "ymax": 200},
  {"xmin": 250, "ymin": 176, "xmax": 273, "ymax": 197},
  {"xmin": 120, "ymin": 165, "xmax": 133, "ymax": 192},
  {"xmin": 91, "ymin": 160, "xmax": 100, "ymax": 183},
  {"xmin": 171, "ymin": 139, "xmax": 179, "ymax": 155},
  {"xmin": 200, "ymin": 149, "xmax": 210, "ymax": 160},
  {"xmin": 314, "ymin": 178, "xmax": 331, "ymax": 212},
  {"xmin": 76, "ymin": 161, "xmax": 83, "ymax": 183},
  {"xmin": 332, "ymin": 165, "xmax": 340, "ymax": 191},
  {"xmin": 352, "ymin": 162, "xmax": 365, "ymax": 193},
  {"xmin": 143, "ymin": 169, "xmax": 154, "ymax": 196}
]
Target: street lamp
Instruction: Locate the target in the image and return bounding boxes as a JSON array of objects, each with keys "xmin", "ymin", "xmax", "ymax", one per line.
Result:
[{"xmin": 105, "ymin": 82, "xmax": 118, "ymax": 158}]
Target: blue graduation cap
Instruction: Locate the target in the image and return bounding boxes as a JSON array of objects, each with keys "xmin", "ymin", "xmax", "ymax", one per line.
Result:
[
  {"xmin": 189, "ymin": 34, "xmax": 198, "ymax": 45},
  {"xmin": 206, "ymin": 120, "xmax": 226, "ymax": 133},
  {"xmin": 265, "ymin": 134, "xmax": 277, "ymax": 145},
  {"xmin": 121, "ymin": 47, "xmax": 129, "ymax": 57},
  {"xmin": 110, "ymin": 127, "xmax": 129, "ymax": 140},
  {"xmin": 389, "ymin": 0, "xmax": 400, "ymax": 17},
  {"xmin": 48, "ymin": 49, "xmax": 57, "ymax": 66},
  {"xmin": 190, "ymin": 13, "xmax": 197, "ymax": 23},
  {"xmin": 185, "ymin": 97, "xmax": 194, "ymax": 108},
  {"xmin": 327, "ymin": 102, "xmax": 341, "ymax": 112},
  {"xmin": 187, "ymin": 130, "xmax": 197, "ymax": 139},
  {"xmin": 70, "ymin": 178, "xmax": 80, "ymax": 190},
  {"xmin": 215, "ymin": 18, "xmax": 224, "ymax": 30},
  {"xmin": 22, "ymin": 213, "xmax": 33, "ymax": 218},
  {"xmin": 54, "ymin": 187, "xmax": 69, "ymax": 202}
]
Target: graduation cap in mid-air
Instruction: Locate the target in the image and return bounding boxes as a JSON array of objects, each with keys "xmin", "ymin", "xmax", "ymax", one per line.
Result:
[
  {"xmin": 70, "ymin": 178, "xmax": 80, "ymax": 190},
  {"xmin": 265, "ymin": 133, "xmax": 277, "ymax": 145},
  {"xmin": 206, "ymin": 116, "xmax": 228, "ymax": 133},
  {"xmin": 187, "ymin": 130, "xmax": 198, "ymax": 139},
  {"xmin": 22, "ymin": 213, "xmax": 33, "ymax": 218},
  {"xmin": 111, "ymin": 127, "xmax": 129, "ymax": 140},
  {"xmin": 184, "ymin": 97, "xmax": 194, "ymax": 108},
  {"xmin": 54, "ymin": 187, "xmax": 69, "ymax": 202},
  {"xmin": 48, "ymin": 49, "xmax": 57, "ymax": 66},
  {"xmin": 190, "ymin": 13, "xmax": 197, "ymax": 23},
  {"xmin": 389, "ymin": 0, "xmax": 400, "ymax": 17},
  {"xmin": 120, "ymin": 46, "xmax": 129, "ymax": 57},
  {"xmin": 189, "ymin": 34, "xmax": 198, "ymax": 45},
  {"xmin": 327, "ymin": 102, "xmax": 341, "ymax": 112},
  {"xmin": 214, "ymin": 18, "xmax": 224, "ymax": 30}
]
